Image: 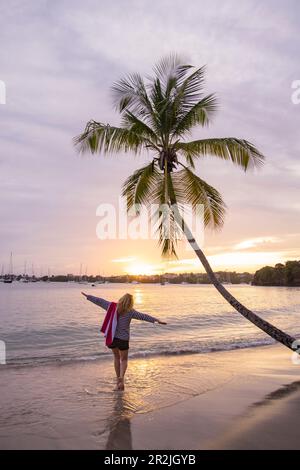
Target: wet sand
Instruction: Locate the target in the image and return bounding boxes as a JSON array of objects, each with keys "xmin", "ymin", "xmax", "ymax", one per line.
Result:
[{"xmin": 1, "ymin": 344, "xmax": 299, "ymax": 449}]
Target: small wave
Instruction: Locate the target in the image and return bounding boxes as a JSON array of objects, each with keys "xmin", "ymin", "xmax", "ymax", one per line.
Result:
[
  {"xmin": 129, "ymin": 337, "xmax": 276, "ymax": 359},
  {"xmin": 3, "ymin": 334, "xmax": 288, "ymax": 369},
  {"xmin": 3, "ymin": 351, "xmax": 108, "ymax": 369}
]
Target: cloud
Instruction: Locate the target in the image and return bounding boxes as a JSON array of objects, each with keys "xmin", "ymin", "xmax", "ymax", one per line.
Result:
[
  {"xmin": 207, "ymin": 250, "xmax": 296, "ymax": 270},
  {"xmin": 233, "ymin": 237, "xmax": 282, "ymax": 250}
]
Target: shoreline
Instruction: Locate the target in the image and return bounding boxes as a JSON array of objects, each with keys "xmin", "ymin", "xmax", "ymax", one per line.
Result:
[
  {"xmin": 4, "ymin": 280, "xmax": 300, "ymax": 287},
  {"xmin": 1, "ymin": 343, "xmax": 299, "ymax": 449},
  {"xmin": 3, "ymin": 337, "xmax": 277, "ymax": 369}
]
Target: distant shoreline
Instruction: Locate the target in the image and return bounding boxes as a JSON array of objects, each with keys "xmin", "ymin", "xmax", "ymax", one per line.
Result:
[
  {"xmin": 2, "ymin": 259, "xmax": 299, "ymax": 287},
  {"xmin": 2, "ymin": 278, "xmax": 300, "ymax": 287},
  {"xmin": 0, "ymin": 270, "xmax": 253, "ymax": 284}
]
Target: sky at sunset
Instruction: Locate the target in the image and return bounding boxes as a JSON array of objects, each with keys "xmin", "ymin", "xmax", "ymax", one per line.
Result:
[{"xmin": 1, "ymin": 0, "xmax": 299, "ymax": 276}]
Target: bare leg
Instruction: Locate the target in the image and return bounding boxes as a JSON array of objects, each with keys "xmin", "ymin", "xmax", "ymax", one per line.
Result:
[
  {"xmin": 119, "ymin": 349, "xmax": 128, "ymax": 390},
  {"xmin": 112, "ymin": 348, "xmax": 120, "ymax": 380}
]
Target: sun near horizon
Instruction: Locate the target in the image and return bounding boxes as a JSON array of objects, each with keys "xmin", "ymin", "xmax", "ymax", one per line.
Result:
[{"xmin": 107, "ymin": 234, "xmax": 297, "ymax": 276}]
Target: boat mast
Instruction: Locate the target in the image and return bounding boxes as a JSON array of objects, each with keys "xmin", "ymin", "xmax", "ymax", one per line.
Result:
[{"xmin": 9, "ymin": 252, "xmax": 13, "ymax": 276}]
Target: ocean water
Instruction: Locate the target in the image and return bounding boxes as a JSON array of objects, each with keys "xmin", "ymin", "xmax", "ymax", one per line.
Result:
[{"xmin": 1, "ymin": 282, "xmax": 300, "ymax": 367}]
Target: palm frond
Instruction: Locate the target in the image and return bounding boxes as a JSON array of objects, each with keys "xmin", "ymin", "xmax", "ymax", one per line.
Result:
[
  {"xmin": 148, "ymin": 78, "xmax": 173, "ymax": 141},
  {"xmin": 157, "ymin": 216, "xmax": 178, "ymax": 258},
  {"xmin": 152, "ymin": 54, "xmax": 193, "ymax": 92},
  {"xmin": 152, "ymin": 174, "xmax": 180, "ymax": 258},
  {"xmin": 112, "ymin": 73, "xmax": 147, "ymax": 112},
  {"xmin": 173, "ymin": 93, "xmax": 218, "ymax": 137},
  {"xmin": 111, "ymin": 73, "xmax": 161, "ymax": 132},
  {"xmin": 172, "ymin": 66, "xmax": 207, "ymax": 116},
  {"xmin": 171, "ymin": 166, "xmax": 227, "ymax": 228},
  {"xmin": 122, "ymin": 161, "xmax": 179, "ymax": 257},
  {"xmin": 73, "ymin": 120, "xmax": 148, "ymax": 155},
  {"xmin": 150, "ymin": 55, "xmax": 205, "ymax": 138},
  {"xmin": 150, "ymin": 78, "xmax": 165, "ymax": 114},
  {"xmin": 121, "ymin": 162, "xmax": 161, "ymax": 212},
  {"xmin": 121, "ymin": 111, "xmax": 159, "ymax": 146},
  {"xmin": 177, "ymin": 138, "xmax": 265, "ymax": 170}
]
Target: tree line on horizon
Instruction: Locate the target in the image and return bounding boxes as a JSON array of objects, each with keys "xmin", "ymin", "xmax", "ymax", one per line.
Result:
[
  {"xmin": 8, "ymin": 270, "xmax": 252, "ymax": 284},
  {"xmin": 252, "ymin": 261, "xmax": 300, "ymax": 287},
  {"xmin": 7, "ymin": 261, "xmax": 300, "ymax": 286}
]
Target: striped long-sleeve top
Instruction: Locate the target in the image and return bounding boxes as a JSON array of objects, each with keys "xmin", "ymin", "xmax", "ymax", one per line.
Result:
[{"xmin": 87, "ymin": 295, "xmax": 158, "ymax": 341}]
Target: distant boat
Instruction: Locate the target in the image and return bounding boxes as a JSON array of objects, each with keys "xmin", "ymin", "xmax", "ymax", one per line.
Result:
[
  {"xmin": 4, "ymin": 252, "xmax": 13, "ymax": 283},
  {"xmin": 77, "ymin": 263, "xmax": 89, "ymax": 284},
  {"xmin": 22, "ymin": 261, "xmax": 29, "ymax": 283}
]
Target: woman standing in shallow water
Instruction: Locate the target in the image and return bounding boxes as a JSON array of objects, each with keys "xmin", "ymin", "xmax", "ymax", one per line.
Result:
[{"xmin": 81, "ymin": 292, "xmax": 167, "ymax": 390}]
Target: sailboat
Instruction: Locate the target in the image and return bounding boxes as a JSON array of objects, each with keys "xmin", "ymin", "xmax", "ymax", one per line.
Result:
[
  {"xmin": 21, "ymin": 260, "xmax": 29, "ymax": 282},
  {"xmin": 30, "ymin": 264, "xmax": 38, "ymax": 282},
  {"xmin": 4, "ymin": 252, "xmax": 13, "ymax": 283},
  {"xmin": 78, "ymin": 263, "xmax": 88, "ymax": 284},
  {"xmin": 0, "ymin": 265, "xmax": 4, "ymax": 282}
]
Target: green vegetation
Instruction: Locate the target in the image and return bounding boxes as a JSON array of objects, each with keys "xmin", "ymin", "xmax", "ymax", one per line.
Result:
[{"xmin": 253, "ymin": 261, "xmax": 300, "ymax": 286}]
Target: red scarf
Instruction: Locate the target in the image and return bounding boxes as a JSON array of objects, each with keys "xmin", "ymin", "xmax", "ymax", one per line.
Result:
[{"xmin": 100, "ymin": 302, "xmax": 118, "ymax": 346}]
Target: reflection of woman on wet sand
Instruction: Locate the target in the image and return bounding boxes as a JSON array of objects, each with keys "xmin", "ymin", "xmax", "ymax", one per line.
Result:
[
  {"xmin": 82, "ymin": 292, "xmax": 167, "ymax": 390},
  {"xmin": 105, "ymin": 392, "xmax": 133, "ymax": 450}
]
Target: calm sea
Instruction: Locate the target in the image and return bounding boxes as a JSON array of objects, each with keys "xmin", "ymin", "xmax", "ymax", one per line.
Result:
[{"xmin": 1, "ymin": 282, "xmax": 300, "ymax": 367}]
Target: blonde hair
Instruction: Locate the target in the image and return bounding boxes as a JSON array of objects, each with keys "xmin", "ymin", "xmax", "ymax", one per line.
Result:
[{"xmin": 117, "ymin": 293, "xmax": 134, "ymax": 315}]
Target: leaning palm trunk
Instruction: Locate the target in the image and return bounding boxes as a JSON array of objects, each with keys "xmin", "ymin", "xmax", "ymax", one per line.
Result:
[{"xmin": 175, "ymin": 210, "xmax": 297, "ymax": 351}]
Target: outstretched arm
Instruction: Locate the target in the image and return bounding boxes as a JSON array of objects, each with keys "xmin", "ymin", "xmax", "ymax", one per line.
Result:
[
  {"xmin": 81, "ymin": 292, "xmax": 110, "ymax": 310},
  {"xmin": 130, "ymin": 309, "xmax": 167, "ymax": 325}
]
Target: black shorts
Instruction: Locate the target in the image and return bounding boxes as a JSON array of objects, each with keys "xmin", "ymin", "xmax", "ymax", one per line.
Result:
[{"xmin": 108, "ymin": 337, "xmax": 129, "ymax": 351}]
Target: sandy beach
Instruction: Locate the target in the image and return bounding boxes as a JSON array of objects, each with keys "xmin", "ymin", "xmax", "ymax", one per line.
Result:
[
  {"xmin": 1, "ymin": 343, "xmax": 299, "ymax": 450},
  {"xmin": 132, "ymin": 345, "xmax": 300, "ymax": 450}
]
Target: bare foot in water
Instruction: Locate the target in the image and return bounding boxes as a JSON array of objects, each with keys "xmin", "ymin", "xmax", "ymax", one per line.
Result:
[
  {"xmin": 117, "ymin": 378, "xmax": 125, "ymax": 391},
  {"xmin": 113, "ymin": 377, "xmax": 121, "ymax": 391}
]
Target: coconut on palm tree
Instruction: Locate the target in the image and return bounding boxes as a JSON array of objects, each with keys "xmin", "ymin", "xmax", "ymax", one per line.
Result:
[{"xmin": 74, "ymin": 55, "xmax": 297, "ymax": 351}]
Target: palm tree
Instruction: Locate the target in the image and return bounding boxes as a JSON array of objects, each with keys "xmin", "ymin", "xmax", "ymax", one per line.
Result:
[{"xmin": 74, "ymin": 55, "xmax": 297, "ymax": 351}]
